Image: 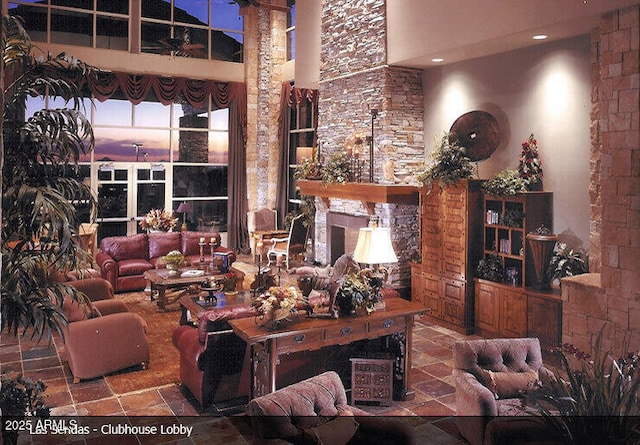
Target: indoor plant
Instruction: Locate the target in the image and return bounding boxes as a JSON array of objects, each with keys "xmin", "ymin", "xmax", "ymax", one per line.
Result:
[
  {"xmin": 524, "ymin": 327, "xmax": 640, "ymax": 445},
  {"xmin": 322, "ymin": 151, "xmax": 351, "ymax": 184},
  {"xmin": 0, "ymin": 373, "xmax": 50, "ymax": 445},
  {"xmin": 417, "ymin": 132, "xmax": 475, "ymax": 189},
  {"xmin": 482, "ymin": 169, "xmax": 530, "ymax": 196},
  {"xmin": 476, "ymin": 252, "xmax": 505, "ymax": 283},
  {"xmin": 1, "ymin": 16, "xmax": 98, "ymax": 342},
  {"xmin": 335, "ymin": 273, "xmax": 378, "ymax": 315},
  {"xmin": 547, "ymin": 242, "xmax": 588, "ymax": 287}
]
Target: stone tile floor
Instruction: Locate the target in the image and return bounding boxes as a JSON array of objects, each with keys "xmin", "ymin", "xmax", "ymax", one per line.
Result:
[{"xmin": 1, "ymin": 312, "xmax": 482, "ymax": 444}]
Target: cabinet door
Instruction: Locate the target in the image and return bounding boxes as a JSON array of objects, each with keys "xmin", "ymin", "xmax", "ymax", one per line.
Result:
[
  {"xmin": 421, "ymin": 190, "xmax": 442, "ymax": 274},
  {"xmin": 442, "ymin": 187, "xmax": 467, "ymax": 280},
  {"xmin": 474, "ymin": 281, "xmax": 500, "ymax": 333},
  {"xmin": 422, "ymin": 272, "xmax": 442, "ymax": 318},
  {"xmin": 411, "ymin": 266, "xmax": 425, "ymax": 306},
  {"xmin": 500, "ymin": 288, "xmax": 527, "ymax": 337},
  {"xmin": 528, "ymin": 294, "xmax": 561, "ymax": 348},
  {"xmin": 442, "ymin": 278, "xmax": 466, "ymax": 326}
]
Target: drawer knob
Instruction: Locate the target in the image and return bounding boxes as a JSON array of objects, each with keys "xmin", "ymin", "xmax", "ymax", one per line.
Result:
[
  {"xmin": 340, "ymin": 326, "xmax": 352, "ymax": 335},
  {"xmin": 383, "ymin": 319, "xmax": 393, "ymax": 328},
  {"xmin": 293, "ymin": 334, "xmax": 305, "ymax": 343}
]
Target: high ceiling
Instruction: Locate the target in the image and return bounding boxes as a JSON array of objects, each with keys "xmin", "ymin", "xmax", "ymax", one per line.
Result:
[{"xmin": 387, "ymin": 0, "xmax": 639, "ymax": 68}]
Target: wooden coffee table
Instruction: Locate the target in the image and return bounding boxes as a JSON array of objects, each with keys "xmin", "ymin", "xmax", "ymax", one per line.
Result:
[{"xmin": 144, "ymin": 265, "xmax": 244, "ymax": 311}]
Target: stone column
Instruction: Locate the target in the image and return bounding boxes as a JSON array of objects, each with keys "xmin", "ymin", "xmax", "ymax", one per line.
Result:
[{"xmin": 243, "ymin": 1, "xmax": 288, "ymax": 212}]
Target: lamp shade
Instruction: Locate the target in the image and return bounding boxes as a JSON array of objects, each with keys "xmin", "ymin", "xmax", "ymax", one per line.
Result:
[
  {"xmin": 177, "ymin": 201, "xmax": 193, "ymax": 213},
  {"xmin": 353, "ymin": 227, "xmax": 398, "ymax": 265}
]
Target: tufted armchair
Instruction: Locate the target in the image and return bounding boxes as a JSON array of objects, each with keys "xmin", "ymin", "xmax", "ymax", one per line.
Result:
[
  {"xmin": 246, "ymin": 371, "xmax": 415, "ymax": 445},
  {"xmin": 453, "ymin": 337, "xmax": 560, "ymax": 445}
]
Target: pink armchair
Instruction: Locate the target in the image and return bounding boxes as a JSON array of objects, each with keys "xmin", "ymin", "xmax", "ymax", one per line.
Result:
[
  {"xmin": 453, "ymin": 337, "xmax": 560, "ymax": 445},
  {"xmin": 246, "ymin": 371, "xmax": 415, "ymax": 444},
  {"xmin": 63, "ymin": 278, "xmax": 150, "ymax": 383}
]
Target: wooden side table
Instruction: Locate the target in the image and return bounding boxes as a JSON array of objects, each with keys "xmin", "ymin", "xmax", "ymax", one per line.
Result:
[{"xmin": 350, "ymin": 358, "xmax": 394, "ymax": 406}]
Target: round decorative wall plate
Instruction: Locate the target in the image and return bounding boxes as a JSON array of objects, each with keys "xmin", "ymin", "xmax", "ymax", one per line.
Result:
[{"xmin": 450, "ymin": 110, "xmax": 500, "ymax": 162}]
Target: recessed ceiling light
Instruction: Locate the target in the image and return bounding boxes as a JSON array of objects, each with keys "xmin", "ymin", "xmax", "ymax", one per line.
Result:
[
  {"xmin": 533, "ymin": 34, "xmax": 548, "ymax": 40},
  {"xmin": 432, "ymin": 58, "xmax": 444, "ymax": 63}
]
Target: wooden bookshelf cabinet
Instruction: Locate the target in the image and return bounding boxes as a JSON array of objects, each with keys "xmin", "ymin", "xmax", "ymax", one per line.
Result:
[
  {"xmin": 475, "ymin": 191, "xmax": 561, "ymax": 349},
  {"xmin": 411, "ymin": 180, "xmax": 483, "ymax": 334}
]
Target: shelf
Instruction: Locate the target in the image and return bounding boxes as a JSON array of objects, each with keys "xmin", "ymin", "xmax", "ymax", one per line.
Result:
[{"xmin": 297, "ymin": 180, "xmax": 419, "ymax": 214}]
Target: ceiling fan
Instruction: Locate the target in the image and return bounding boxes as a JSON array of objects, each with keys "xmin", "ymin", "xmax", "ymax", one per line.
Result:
[{"xmin": 142, "ymin": 27, "xmax": 205, "ymax": 58}]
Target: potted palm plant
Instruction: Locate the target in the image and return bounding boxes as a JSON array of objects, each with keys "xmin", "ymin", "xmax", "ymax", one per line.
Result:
[{"xmin": 1, "ymin": 16, "xmax": 98, "ymax": 342}]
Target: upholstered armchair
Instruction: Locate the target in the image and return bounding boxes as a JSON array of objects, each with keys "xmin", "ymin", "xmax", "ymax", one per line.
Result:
[
  {"xmin": 63, "ymin": 278, "xmax": 150, "ymax": 383},
  {"xmin": 248, "ymin": 208, "xmax": 278, "ymax": 260},
  {"xmin": 453, "ymin": 337, "xmax": 560, "ymax": 445},
  {"xmin": 246, "ymin": 371, "xmax": 415, "ymax": 445}
]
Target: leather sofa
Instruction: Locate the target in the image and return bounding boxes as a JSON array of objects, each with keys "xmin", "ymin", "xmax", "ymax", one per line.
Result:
[
  {"xmin": 63, "ymin": 278, "xmax": 150, "ymax": 382},
  {"xmin": 172, "ymin": 287, "xmax": 402, "ymax": 411},
  {"xmin": 96, "ymin": 231, "xmax": 236, "ymax": 293},
  {"xmin": 172, "ymin": 291, "xmax": 335, "ymax": 410}
]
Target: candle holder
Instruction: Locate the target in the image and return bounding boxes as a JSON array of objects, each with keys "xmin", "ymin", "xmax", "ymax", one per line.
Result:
[{"xmin": 198, "ymin": 242, "xmax": 206, "ymax": 265}]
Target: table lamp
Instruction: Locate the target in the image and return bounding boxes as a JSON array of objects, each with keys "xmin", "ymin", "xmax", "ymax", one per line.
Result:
[
  {"xmin": 177, "ymin": 201, "xmax": 193, "ymax": 231},
  {"xmin": 353, "ymin": 224, "xmax": 397, "ymax": 306}
]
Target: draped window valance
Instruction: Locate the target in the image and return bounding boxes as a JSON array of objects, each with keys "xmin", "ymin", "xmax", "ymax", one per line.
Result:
[
  {"xmin": 27, "ymin": 68, "xmax": 247, "ymax": 133},
  {"xmin": 281, "ymin": 82, "xmax": 318, "ymax": 110},
  {"xmin": 85, "ymin": 71, "xmax": 242, "ymax": 109}
]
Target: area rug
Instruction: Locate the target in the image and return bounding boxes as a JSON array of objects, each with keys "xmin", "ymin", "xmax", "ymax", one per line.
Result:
[{"xmin": 104, "ymin": 292, "xmax": 181, "ymax": 394}]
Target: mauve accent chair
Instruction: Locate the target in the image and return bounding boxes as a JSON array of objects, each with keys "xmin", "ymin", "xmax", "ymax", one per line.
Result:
[
  {"xmin": 453, "ymin": 337, "xmax": 561, "ymax": 445},
  {"xmin": 246, "ymin": 370, "xmax": 415, "ymax": 445},
  {"xmin": 63, "ymin": 278, "xmax": 150, "ymax": 383}
]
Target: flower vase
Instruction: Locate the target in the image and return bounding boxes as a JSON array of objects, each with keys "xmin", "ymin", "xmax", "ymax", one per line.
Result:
[
  {"xmin": 528, "ymin": 178, "xmax": 543, "ymax": 191},
  {"xmin": 166, "ymin": 262, "xmax": 180, "ymax": 277},
  {"xmin": 224, "ymin": 278, "xmax": 236, "ymax": 292},
  {"xmin": 526, "ymin": 233, "xmax": 558, "ymax": 290}
]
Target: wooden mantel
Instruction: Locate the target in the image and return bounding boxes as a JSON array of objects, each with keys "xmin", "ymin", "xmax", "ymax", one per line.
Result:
[{"xmin": 298, "ymin": 180, "xmax": 420, "ymax": 214}]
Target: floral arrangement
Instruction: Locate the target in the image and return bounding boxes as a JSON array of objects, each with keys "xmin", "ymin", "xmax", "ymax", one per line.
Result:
[
  {"xmin": 252, "ymin": 286, "xmax": 307, "ymax": 321},
  {"xmin": 518, "ymin": 133, "xmax": 543, "ymax": 186},
  {"xmin": 139, "ymin": 208, "xmax": 178, "ymax": 232},
  {"xmin": 160, "ymin": 250, "xmax": 185, "ymax": 267}
]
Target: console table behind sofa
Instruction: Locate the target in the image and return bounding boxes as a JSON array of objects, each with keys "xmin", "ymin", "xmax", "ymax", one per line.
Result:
[{"xmin": 96, "ymin": 231, "xmax": 236, "ymax": 293}]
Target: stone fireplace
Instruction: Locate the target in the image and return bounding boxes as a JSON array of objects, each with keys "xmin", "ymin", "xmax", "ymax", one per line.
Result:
[{"xmin": 326, "ymin": 212, "xmax": 369, "ymax": 265}]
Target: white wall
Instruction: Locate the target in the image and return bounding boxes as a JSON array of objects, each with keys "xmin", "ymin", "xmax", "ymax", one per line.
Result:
[{"xmin": 423, "ymin": 35, "xmax": 592, "ymax": 246}]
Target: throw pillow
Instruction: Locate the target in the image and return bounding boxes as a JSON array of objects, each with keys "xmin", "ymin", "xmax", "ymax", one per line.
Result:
[
  {"xmin": 300, "ymin": 416, "xmax": 359, "ymax": 445},
  {"xmin": 481, "ymin": 369, "xmax": 540, "ymax": 399}
]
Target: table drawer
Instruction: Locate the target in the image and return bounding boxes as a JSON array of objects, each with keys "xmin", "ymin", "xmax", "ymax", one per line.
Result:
[
  {"xmin": 324, "ymin": 321, "xmax": 368, "ymax": 345},
  {"xmin": 276, "ymin": 329, "xmax": 323, "ymax": 353},
  {"xmin": 368, "ymin": 316, "xmax": 406, "ymax": 335}
]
